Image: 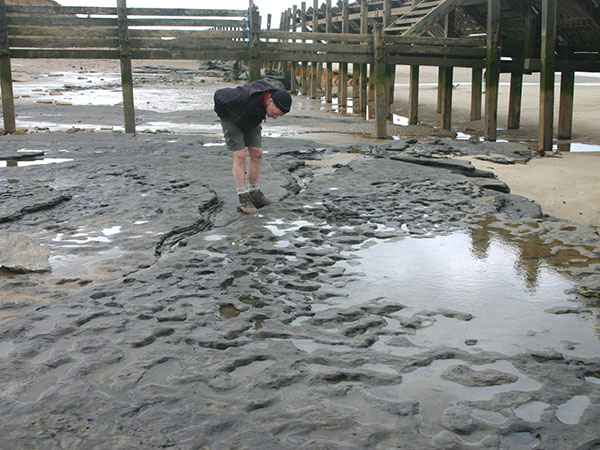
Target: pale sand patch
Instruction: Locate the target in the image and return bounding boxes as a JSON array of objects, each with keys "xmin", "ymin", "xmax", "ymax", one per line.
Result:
[{"xmin": 457, "ymin": 152, "xmax": 600, "ymax": 228}]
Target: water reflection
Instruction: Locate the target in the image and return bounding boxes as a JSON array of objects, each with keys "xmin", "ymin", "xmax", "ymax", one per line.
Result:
[
  {"xmin": 333, "ymin": 223, "xmax": 600, "ymax": 357},
  {"xmin": 470, "ymin": 218, "xmax": 600, "ymax": 290}
]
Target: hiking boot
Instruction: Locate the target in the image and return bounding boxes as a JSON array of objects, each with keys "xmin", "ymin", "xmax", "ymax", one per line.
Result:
[
  {"xmin": 249, "ymin": 189, "xmax": 272, "ymax": 209},
  {"xmin": 237, "ymin": 193, "xmax": 256, "ymax": 214}
]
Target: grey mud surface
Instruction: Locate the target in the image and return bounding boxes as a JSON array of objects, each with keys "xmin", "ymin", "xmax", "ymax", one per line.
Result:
[{"xmin": 1, "ymin": 89, "xmax": 600, "ymax": 449}]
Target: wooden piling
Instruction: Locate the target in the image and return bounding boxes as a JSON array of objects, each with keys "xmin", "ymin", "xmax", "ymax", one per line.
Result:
[
  {"xmin": 0, "ymin": 0, "xmax": 15, "ymax": 134},
  {"xmin": 374, "ymin": 24, "xmax": 387, "ymax": 138},
  {"xmin": 558, "ymin": 71, "xmax": 575, "ymax": 140},
  {"xmin": 117, "ymin": 0, "xmax": 135, "ymax": 133},
  {"xmin": 291, "ymin": 6, "xmax": 298, "ymax": 94},
  {"xmin": 470, "ymin": 67, "xmax": 482, "ymax": 121},
  {"xmin": 484, "ymin": 0, "xmax": 500, "ymax": 141},
  {"xmin": 301, "ymin": 2, "xmax": 308, "ymax": 96},
  {"xmin": 325, "ymin": 0, "xmax": 333, "ymax": 103},
  {"xmin": 436, "ymin": 69, "xmax": 443, "ymax": 113},
  {"xmin": 310, "ymin": 0, "xmax": 318, "ymax": 99},
  {"xmin": 440, "ymin": 66, "xmax": 453, "ymax": 130},
  {"xmin": 507, "ymin": 70, "xmax": 523, "ymax": 129},
  {"xmin": 539, "ymin": 0, "xmax": 557, "ymax": 153},
  {"xmin": 384, "ymin": 0, "xmax": 395, "ymax": 119},
  {"xmin": 249, "ymin": 8, "xmax": 261, "ymax": 82},
  {"xmin": 440, "ymin": 11, "xmax": 455, "ymax": 130},
  {"xmin": 359, "ymin": 0, "xmax": 368, "ymax": 116},
  {"xmin": 339, "ymin": 0, "xmax": 349, "ymax": 115},
  {"xmin": 409, "ymin": 65, "xmax": 419, "ymax": 124}
]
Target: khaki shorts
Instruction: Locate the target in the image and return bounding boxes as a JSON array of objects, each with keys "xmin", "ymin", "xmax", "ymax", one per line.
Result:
[{"xmin": 220, "ymin": 119, "xmax": 262, "ymax": 151}]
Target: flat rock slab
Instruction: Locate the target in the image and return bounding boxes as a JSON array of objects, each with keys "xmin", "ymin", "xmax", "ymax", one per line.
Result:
[
  {"xmin": 0, "ymin": 233, "xmax": 50, "ymax": 272},
  {"xmin": 0, "ymin": 151, "xmax": 45, "ymax": 160}
]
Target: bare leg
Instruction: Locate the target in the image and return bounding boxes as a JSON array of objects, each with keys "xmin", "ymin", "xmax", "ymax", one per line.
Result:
[
  {"xmin": 246, "ymin": 146, "xmax": 263, "ymax": 185},
  {"xmin": 232, "ymin": 148, "xmax": 247, "ymax": 189}
]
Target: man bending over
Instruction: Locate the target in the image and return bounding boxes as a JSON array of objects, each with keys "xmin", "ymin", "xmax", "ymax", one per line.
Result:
[{"xmin": 214, "ymin": 79, "xmax": 292, "ymax": 214}]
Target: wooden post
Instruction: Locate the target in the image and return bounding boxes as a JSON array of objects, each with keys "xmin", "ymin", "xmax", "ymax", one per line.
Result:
[
  {"xmin": 374, "ymin": 24, "xmax": 387, "ymax": 138},
  {"xmin": 470, "ymin": 67, "xmax": 482, "ymax": 121},
  {"xmin": 539, "ymin": 0, "xmax": 557, "ymax": 153},
  {"xmin": 0, "ymin": 0, "xmax": 15, "ymax": 134},
  {"xmin": 440, "ymin": 11, "xmax": 455, "ymax": 130},
  {"xmin": 249, "ymin": 8, "xmax": 261, "ymax": 81},
  {"xmin": 409, "ymin": 65, "xmax": 419, "ymax": 124},
  {"xmin": 558, "ymin": 71, "xmax": 575, "ymax": 140},
  {"xmin": 440, "ymin": 66, "xmax": 453, "ymax": 130},
  {"xmin": 484, "ymin": 0, "xmax": 500, "ymax": 141},
  {"xmin": 291, "ymin": 6, "xmax": 298, "ymax": 94},
  {"xmin": 325, "ymin": 0, "xmax": 333, "ymax": 103},
  {"xmin": 310, "ymin": 0, "xmax": 318, "ymax": 99},
  {"xmin": 117, "ymin": 0, "xmax": 135, "ymax": 133},
  {"xmin": 283, "ymin": 10, "xmax": 290, "ymax": 77},
  {"xmin": 359, "ymin": 0, "xmax": 368, "ymax": 117},
  {"xmin": 384, "ymin": 0, "xmax": 395, "ymax": 119},
  {"xmin": 339, "ymin": 0, "xmax": 349, "ymax": 114},
  {"xmin": 276, "ymin": 13, "xmax": 282, "ymax": 72},
  {"xmin": 507, "ymin": 70, "xmax": 523, "ymax": 129},
  {"xmin": 301, "ymin": 2, "xmax": 308, "ymax": 96},
  {"xmin": 436, "ymin": 69, "xmax": 443, "ymax": 113}
]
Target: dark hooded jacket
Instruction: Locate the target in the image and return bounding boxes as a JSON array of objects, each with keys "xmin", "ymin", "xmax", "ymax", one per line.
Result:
[{"xmin": 214, "ymin": 79, "xmax": 283, "ymax": 131}]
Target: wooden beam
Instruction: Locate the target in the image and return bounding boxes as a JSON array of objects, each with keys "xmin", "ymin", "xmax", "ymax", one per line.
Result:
[
  {"xmin": 539, "ymin": 0, "xmax": 557, "ymax": 154},
  {"xmin": 403, "ymin": 0, "xmax": 464, "ymax": 36},
  {"xmin": 558, "ymin": 71, "xmax": 575, "ymax": 140},
  {"xmin": 484, "ymin": 0, "xmax": 500, "ymax": 141}
]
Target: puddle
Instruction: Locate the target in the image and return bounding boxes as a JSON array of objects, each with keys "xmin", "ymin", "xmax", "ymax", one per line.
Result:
[
  {"xmin": 555, "ymin": 395, "xmax": 591, "ymax": 425},
  {"xmin": 555, "ymin": 142, "xmax": 600, "ymax": 152},
  {"xmin": 334, "ymin": 231, "xmax": 600, "ymax": 357},
  {"xmin": 515, "ymin": 401, "xmax": 550, "ymax": 422},
  {"xmin": 0, "ymin": 158, "xmax": 73, "ymax": 168},
  {"xmin": 264, "ymin": 219, "xmax": 319, "ymax": 237},
  {"xmin": 240, "ymin": 296, "xmax": 268, "ymax": 308},
  {"xmin": 219, "ymin": 305, "xmax": 241, "ymax": 319},
  {"xmin": 49, "ymin": 246, "xmax": 126, "ymax": 279}
]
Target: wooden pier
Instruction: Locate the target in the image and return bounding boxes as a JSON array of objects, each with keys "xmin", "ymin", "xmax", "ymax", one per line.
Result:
[{"xmin": 1, "ymin": 0, "xmax": 599, "ymax": 153}]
